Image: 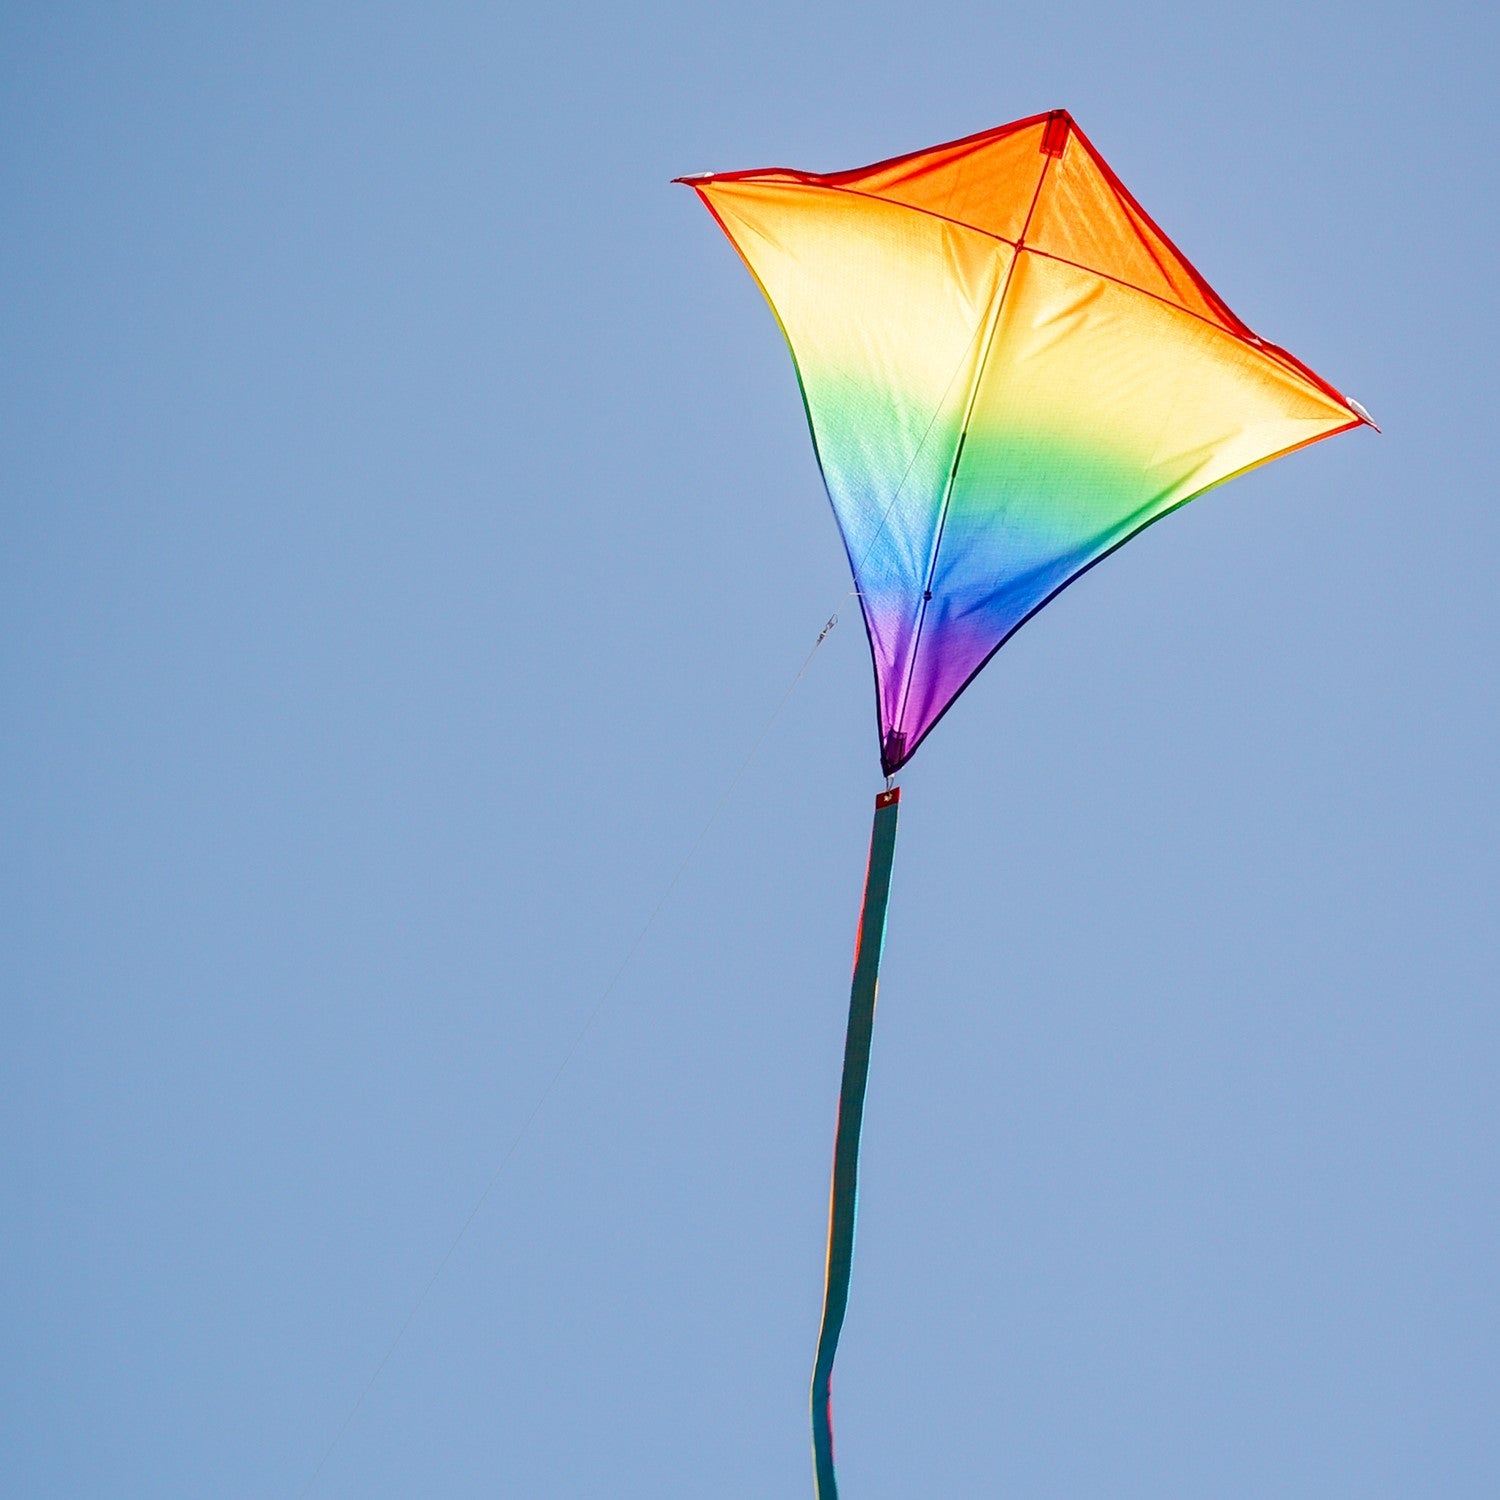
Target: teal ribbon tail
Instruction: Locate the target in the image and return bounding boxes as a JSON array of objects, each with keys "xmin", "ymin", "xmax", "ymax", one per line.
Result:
[{"xmin": 811, "ymin": 786, "xmax": 902, "ymax": 1499}]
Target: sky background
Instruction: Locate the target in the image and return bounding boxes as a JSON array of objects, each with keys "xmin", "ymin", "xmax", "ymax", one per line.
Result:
[{"xmin": 3, "ymin": 2, "xmax": 1496, "ymax": 1496}]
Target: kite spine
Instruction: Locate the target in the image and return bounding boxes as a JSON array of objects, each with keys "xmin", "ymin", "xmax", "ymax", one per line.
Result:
[{"xmin": 811, "ymin": 786, "xmax": 901, "ymax": 1500}]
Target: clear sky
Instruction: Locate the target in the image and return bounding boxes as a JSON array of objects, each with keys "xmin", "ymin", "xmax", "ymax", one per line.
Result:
[{"xmin": 3, "ymin": 3, "xmax": 1496, "ymax": 1496}]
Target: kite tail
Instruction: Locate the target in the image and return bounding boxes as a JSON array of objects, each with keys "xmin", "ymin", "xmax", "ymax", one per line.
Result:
[{"xmin": 811, "ymin": 786, "xmax": 901, "ymax": 1499}]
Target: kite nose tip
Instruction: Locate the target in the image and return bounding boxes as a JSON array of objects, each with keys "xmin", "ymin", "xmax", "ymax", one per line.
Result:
[
  {"xmin": 1041, "ymin": 109, "xmax": 1072, "ymax": 157},
  {"xmin": 1348, "ymin": 398, "xmax": 1381, "ymax": 433}
]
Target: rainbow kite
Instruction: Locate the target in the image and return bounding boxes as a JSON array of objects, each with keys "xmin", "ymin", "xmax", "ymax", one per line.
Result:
[{"xmin": 678, "ymin": 109, "xmax": 1371, "ymax": 1498}]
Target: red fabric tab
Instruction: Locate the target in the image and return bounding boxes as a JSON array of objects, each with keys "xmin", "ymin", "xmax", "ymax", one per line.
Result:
[{"xmin": 1041, "ymin": 110, "xmax": 1070, "ymax": 158}]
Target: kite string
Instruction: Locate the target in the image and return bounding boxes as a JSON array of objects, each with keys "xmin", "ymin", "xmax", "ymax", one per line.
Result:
[{"xmin": 295, "ymin": 592, "xmax": 852, "ymax": 1499}]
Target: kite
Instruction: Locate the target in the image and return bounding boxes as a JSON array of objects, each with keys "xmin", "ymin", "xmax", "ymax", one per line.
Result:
[{"xmin": 677, "ymin": 109, "xmax": 1373, "ymax": 1497}]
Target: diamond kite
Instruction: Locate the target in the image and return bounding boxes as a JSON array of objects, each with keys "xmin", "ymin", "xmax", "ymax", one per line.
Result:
[
  {"xmin": 678, "ymin": 109, "xmax": 1371, "ymax": 1499},
  {"xmin": 679, "ymin": 109, "xmax": 1370, "ymax": 776}
]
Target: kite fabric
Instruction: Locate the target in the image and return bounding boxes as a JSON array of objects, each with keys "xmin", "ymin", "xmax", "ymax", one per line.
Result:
[
  {"xmin": 678, "ymin": 109, "xmax": 1371, "ymax": 775},
  {"xmin": 811, "ymin": 787, "xmax": 900, "ymax": 1500}
]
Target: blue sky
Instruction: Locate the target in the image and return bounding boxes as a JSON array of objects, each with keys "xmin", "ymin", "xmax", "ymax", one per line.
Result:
[{"xmin": 4, "ymin": 3, "xmax": 1496, "ymax": 1495}]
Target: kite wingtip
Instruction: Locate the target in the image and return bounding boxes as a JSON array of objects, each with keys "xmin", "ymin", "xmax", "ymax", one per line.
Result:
[{"xmin": 1348, "ymin": 398, "xmax": 1381, "ymax": 433}]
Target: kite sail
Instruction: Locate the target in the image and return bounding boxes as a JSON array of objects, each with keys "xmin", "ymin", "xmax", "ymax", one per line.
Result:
[
  {"xmin": 678, "ymin": 109, "xmax": 1370, "ymax": 1498},
  {"xmin": 678, "ymin": 109, "xmax": 1370, "ymax": 776}
]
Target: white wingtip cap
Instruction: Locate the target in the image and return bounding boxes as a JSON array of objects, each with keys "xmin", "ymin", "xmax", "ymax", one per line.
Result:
[{"xmin": 1348, "ymin": 398, "xmax": 1381, "ymax": 433}]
